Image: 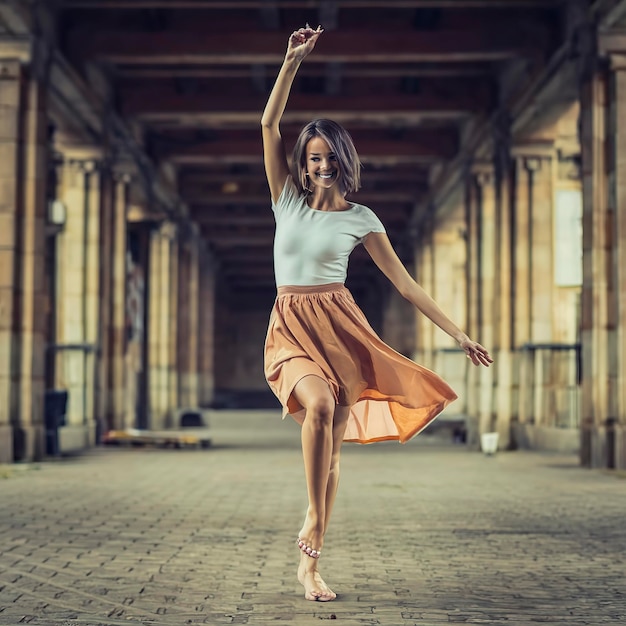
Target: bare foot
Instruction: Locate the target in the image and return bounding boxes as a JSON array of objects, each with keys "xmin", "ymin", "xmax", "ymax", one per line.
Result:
[{"xmin": 297, "ymin": 549, "xmax": 336, "ymax": 602}]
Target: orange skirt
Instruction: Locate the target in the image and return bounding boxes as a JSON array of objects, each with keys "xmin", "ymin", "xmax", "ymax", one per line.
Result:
[{"xmin": 263, "ymin": 283, "xmax": 458, "ymax": 444}]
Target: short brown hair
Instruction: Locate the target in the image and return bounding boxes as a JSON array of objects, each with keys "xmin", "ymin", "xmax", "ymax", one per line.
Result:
[{"xmin": 291, "ymin": 119, "xmax": 362, "ymax": 195}]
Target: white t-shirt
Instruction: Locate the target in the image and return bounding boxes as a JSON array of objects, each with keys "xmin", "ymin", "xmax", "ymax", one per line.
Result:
[{"xmin": 272, "ymin": 176, "xmax": 386, "ymax": 287}]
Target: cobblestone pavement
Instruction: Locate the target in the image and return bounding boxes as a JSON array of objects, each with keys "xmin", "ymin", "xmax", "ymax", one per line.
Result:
[{"xmin": 1, "ymin": 411, "xmax": 625, "ymax": 626}]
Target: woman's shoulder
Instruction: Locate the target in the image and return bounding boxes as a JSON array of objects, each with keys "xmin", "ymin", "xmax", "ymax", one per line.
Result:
[
  {"xmin": 273, "ymin": 175, "xmax": 307, "ymax": 213},
  {"xmin": 348, "ymin": 200, "xmax": 386, "ymax": 233}
]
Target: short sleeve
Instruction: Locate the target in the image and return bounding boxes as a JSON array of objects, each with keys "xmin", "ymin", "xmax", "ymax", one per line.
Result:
[
  {"xmin": 357, "ymin": 206, "xmax": 386, "ymax": 242},
  {"xmin": 271, "ymin": 176, "xmax": 299, "ymax": 217},
  {"xmin": 365, "ymin": 208, "xmax": 386, "ymax": 234}
]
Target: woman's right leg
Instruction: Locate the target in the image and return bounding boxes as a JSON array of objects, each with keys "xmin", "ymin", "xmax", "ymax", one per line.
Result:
[{"xmin": 292, "ymin": 375, "xmax": 337, "ymax": 601}]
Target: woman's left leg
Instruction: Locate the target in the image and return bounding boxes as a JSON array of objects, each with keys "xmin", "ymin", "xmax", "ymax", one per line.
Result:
[
  {"xmin": 297, "ymin": 404, "xmax": 351, "ymax": 601},
  {"xmin": 324, "ymin": 404, "xmax": 351, "ymax": 532}
]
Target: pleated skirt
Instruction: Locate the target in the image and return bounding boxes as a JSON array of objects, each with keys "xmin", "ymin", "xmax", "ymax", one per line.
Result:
[{"xmin": 263, "ymin": 283, "xmax": 458, "ymax": 444}]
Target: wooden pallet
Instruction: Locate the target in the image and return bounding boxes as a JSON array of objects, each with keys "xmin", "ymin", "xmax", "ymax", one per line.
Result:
[{"xmin": 103, "ymin": 428, "xmax": 211, "ymax": 449}]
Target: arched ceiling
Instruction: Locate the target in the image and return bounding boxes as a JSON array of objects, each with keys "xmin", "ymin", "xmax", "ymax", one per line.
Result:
[{"xmin": 57, "ymin": 0, "xmax": 563, "ymax": 299}]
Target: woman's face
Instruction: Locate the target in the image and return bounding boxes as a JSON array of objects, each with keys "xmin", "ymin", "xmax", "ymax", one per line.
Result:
[{"xmin": 305, "ymin": 136, "xmax": 340, "ymax": 191}]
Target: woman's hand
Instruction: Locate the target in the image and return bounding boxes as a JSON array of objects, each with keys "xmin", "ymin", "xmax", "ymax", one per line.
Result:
[
  {"xmin": 458, "ymin": 337, "xmax": 493, "ymax": 367},
  {"xmin": 286, "ymin": 24, "xmax": 323, "ymax": 63}
]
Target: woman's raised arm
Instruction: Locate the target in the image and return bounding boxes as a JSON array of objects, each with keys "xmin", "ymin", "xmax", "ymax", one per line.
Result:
[{"xmin": 261, "ymin": 25, "xmax": 323, "ymax": 203}]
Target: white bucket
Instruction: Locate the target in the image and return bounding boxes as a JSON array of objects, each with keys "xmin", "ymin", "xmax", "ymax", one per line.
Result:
[{"xmin": 480, "ymin": 432, "xmax": 499, "ymax": 455}]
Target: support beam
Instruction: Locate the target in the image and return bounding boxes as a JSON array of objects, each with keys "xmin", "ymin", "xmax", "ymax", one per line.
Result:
[
  {"xmin": 65, "ymin": 1, "xmax": 560, "ymax": 7},
  {"xmin": 123, "ymin": 91, "xmax": 490, "ymax": 121},
  {"xmin": 153, "ymin": 130, "xmax": 460, "ymax": 164},
  {"xmin": 72, "ymin": 30, "xmax": 534, "ymax": 66},
  {"xmin": 188, "ymin": 192, "xmax": 417, "ymax": 207}
]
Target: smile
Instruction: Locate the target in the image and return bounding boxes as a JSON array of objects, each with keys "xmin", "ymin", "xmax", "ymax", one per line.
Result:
[{"xmin": 317, "ymin": 172, "xmax": 336, "ymax": 179}]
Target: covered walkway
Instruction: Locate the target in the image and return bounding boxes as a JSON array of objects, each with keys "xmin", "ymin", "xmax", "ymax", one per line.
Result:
[{"xmin": 1, "ymin": 1, "xmax": 626, "ymax": 468}]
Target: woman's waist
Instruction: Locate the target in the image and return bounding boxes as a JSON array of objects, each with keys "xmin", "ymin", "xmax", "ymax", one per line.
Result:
[{"xmin": 276, "ymin": 282, "xmax": 346, "ymax": 296}]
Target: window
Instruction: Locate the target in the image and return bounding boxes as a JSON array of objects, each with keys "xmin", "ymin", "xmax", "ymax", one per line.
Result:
[{"xmin": 554, "ymin": 188, "xmax": 582, "ymax": 287}]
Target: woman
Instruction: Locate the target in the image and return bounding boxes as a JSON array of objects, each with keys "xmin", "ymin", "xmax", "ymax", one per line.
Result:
[{"xmin": 261, "ymin": 25, "xmax": 493, "ymax": 603}]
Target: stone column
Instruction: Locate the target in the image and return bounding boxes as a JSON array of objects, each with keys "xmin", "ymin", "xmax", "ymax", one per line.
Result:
[
  {"xmin": 198, "ymin": 250, "xmax": 216, "ymax": 407},
  {"xmin": 512, "ymin": 156, "xmax": 533, "ymax": 433},
  {"xmin": 96, "ymin": 171, "xmax": 114, "ymax": 435},
  {"xmin": 464, "ymin": 172, "xmax": 481, "ymax": 447},
  {"xmin": 0, "ymin": 59, "xmax": 21, "ymax": 462},
  {"xmin": 474, "ymin": 167, "xmax": 497, "ymax": 440},
  {"xmin": 177, "ymin": 239, "xmax": 193, "ymax": 408},
  {"xmin": 431, "ymin": 210, "xmax": 467, "ymax": 414},
  {"xmin": 186, "ymin": 234, "xmax": 200, "ymax": 407},
  {"xmin": 18, "ymin": 70, "xmax": 48, "ymax": 461},
  {"xmin": 494, "ymin": 145, "xmax": 515, "ymax": 450},
  {"xmin": 56, "ymin": 157, "xmax": 101, "ymax": 452},
  {"xmin": 0, "ymin": 60, "xmax": 47, "ymax": 461},
  {"xmin": 530, "ymin": 153, "xmax": 556, "ymax": 432},
  {"xmin": 148, "ymin": 222, "xmax": 178, "ymax": 429},
  {"xmin": 381, "ymin": 287, "xmax": 416, "ymax": 359},
  {"xmin": 110, "ymin": 173, "xmax": 129, "ymax": 431},
  {"xmin": 579, "ymin": 65, "xmax": 610, "ymax": 467},
  {"xmin": 168, "ymin": 236, "xmax": 179, "ymax": 419},
  {"xmin": 414, "ymin": 219, "xmax": 435, "ymax": 370},
  {"xmin": 607, "ymin": 56, "xmax": 626, "ymax": 469},
  {"xmin": 510, "ymin": 149, "xmax": 558, "ymax": 443}
]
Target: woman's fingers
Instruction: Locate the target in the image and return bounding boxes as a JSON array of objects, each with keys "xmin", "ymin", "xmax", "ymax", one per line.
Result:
[{"xmin": 464, "ymin": 342, "xmax": 493, "ymax": 367}]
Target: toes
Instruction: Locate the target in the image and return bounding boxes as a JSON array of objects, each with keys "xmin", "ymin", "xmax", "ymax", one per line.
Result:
[
  {"xmin": 303, "ymin": 587, "xmax": 322, "ymax": 601},
  {"xmin": 314, "ymin": 588, "xmax": 336, "ymax": 602}
]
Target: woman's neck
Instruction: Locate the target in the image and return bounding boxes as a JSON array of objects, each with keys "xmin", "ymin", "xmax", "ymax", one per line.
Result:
[{"xmin": 307, "ymin": 190, "xmax": 350, "ymax": 212}]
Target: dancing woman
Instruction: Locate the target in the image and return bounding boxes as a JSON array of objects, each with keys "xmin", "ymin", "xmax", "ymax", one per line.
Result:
[{"xmin": 261, "ymin": 25, "xmax": 493, "ymax": 602}]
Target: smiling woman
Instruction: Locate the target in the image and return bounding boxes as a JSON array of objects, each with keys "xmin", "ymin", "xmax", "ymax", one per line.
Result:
[
  {"xmin": 291, "ymin": 120, "xmax": 361, "ymax": 203},
  {"xmin": 260, "ymin": 24, "xmax": 493, "ymax": 604}
]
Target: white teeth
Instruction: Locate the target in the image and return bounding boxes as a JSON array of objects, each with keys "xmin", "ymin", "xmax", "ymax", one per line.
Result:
[{"xmin": 318, "ymin": 173, "xmax": 334, "ymax": 179}]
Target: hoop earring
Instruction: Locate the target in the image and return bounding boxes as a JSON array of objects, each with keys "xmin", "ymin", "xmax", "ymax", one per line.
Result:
[{"xmin": 304, "ymin": 172, "xmax": 312, "ymax": 193}]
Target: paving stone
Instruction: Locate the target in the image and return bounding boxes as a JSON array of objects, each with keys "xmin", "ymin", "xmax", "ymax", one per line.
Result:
[{"xmin": 0, "ymin": 412, "xmax": 625, "ymax": 625}]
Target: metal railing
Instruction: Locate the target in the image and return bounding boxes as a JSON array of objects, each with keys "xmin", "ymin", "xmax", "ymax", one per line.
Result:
[{"xmin": 517, "ymin": 343, "xmax": 581, "ymax": 429}]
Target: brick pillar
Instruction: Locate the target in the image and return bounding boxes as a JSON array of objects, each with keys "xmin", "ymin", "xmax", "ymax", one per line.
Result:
[
  {"xmin": 0, "ymin": 61, "xmax": 47, "ymax": 461},
  {"xmin": 579, "ymin": 66, "xmax": 610, "ymax": 467},
  {"xmin": 56, "ymin": 158, "xmax": 101, "ymax": 451}
]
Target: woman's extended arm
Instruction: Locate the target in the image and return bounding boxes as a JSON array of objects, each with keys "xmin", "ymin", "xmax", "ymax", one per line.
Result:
[
  {"xmin": 364, "ymin": 232, "xmax": 493, "ymax": 367},
  {"xmin": 261, "ymin": 25, "xmax": 323, "ymax": 203}
]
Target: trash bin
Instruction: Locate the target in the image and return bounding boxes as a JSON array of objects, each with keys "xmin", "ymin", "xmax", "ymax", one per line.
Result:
[
  {"xmin": 44, "ymin": 390, "xmax": 68, "ymax": 456},
  {"xmin": 480, "ymin": 431, "xmax": 499, "ymax": 456},
  {"xmin": 179, "ymin": 410, "xmax": 205, "ymax": 428}
]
